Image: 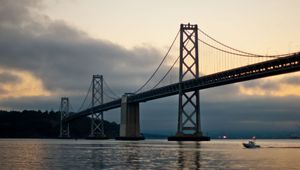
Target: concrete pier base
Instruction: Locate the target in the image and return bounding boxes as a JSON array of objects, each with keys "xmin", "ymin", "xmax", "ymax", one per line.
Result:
[{"xmin": 115, "ymin": 94, "xmax": 145, "ymax": 141}]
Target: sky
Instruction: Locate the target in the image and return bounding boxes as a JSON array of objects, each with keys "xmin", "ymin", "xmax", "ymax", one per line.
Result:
[{"xmin": 0, "ymin": 0, "xmax": 300, "ymax": 137}]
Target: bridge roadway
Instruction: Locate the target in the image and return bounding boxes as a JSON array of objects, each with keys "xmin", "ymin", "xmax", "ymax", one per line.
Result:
[{"xmin": 65, "ymin": 53, "xmax": 300, "ymax": 122}]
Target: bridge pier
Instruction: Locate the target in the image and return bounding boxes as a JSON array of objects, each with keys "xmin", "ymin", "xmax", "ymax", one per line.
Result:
[{"xmin": 115, "ymin": 94, "xmax": 145, "ymax": 140}]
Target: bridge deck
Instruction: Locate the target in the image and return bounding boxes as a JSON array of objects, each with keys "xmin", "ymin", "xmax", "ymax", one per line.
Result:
[{"xmin": 65, "ymin": 53, "xmax": 300, "ymax": 122}]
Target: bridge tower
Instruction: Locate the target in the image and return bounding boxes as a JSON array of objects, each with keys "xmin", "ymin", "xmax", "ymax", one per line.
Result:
[
  {"xmin": 59, "ymin": 97, "xmax": 70, "ymax": 138},
  {"xmin": 87, "ymin": 75, "xmax": 108, "ymax": 139},
  {"xmin": 168, "ymin": 23, "xmax": 210, "ymax": 141}
]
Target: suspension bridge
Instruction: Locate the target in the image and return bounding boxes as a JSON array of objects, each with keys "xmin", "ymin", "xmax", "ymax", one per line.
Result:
[{"xmin": 59, "ymin": 23, "xmax": 300, "ymax": 141}]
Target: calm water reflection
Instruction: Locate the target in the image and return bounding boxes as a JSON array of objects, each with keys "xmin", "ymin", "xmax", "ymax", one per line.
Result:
[
  {"xmin": 177, "ymin": 142, "xmax": 201, "ymax": 169},
  {"xmin": 0, "ymin": 139, "xmax": 299, "ymax": 169}
]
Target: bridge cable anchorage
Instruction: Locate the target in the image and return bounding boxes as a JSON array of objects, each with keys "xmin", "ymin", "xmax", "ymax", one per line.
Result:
[
  {"xmin": 151, "ymin": 39, "xmax": 191, "ymax": 89},
  {"xmin": 77, "ymin": 80, "xmax": 93, "ymax": 112},
  {"xmin": 133, "ymin": 30, "xmax": 180, "ymax": 93},
  {"xmin": 197, "ymin": 28, "xmax": 300, "ymax": 58},
  {"xmin": 103, "ymin": 78, "xmax": 120, "ymax": 99}
]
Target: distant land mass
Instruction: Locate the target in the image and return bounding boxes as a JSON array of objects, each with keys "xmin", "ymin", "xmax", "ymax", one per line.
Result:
[
  {"xmin": 0, "ymin": 110, "xmax": 298, "ymax": 140},
  {"xmin": 0, "ymin": 110, "xmax": 119, "ymax": 139}
]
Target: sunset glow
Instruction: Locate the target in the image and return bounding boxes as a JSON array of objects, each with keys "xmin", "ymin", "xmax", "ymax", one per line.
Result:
[{"xmin": 0, "ymin": 69, "xmax": 50, "ymax": 99}]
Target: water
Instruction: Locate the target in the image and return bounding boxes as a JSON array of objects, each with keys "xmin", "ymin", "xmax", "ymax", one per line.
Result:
[{"xmin": 0, "ymin": 139, "xmax": 299, "ymax": 169}]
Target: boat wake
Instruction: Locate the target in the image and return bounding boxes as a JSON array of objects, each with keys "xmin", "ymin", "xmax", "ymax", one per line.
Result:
[{"xmin": 263, "ymin": 146, "xmax": 300, "ymax": 149}]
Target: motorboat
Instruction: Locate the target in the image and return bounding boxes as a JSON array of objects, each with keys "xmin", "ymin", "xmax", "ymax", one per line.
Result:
[{"xmin": 242, "ymin": 140, "xmax": 260, "ymax": 148}]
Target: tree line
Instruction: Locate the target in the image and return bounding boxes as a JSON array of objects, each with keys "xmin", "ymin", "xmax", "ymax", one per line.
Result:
[{"xmin": 0, "ymin": 110, "xmax": 119, "ymax": 138}]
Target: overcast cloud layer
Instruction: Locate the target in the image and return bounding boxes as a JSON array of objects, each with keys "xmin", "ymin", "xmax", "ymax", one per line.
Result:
[{"xmin": 0, "ymin": 0, "xmax": 299, "ymax": 137}]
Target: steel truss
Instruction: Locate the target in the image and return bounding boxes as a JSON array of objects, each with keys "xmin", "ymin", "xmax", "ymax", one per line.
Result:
[
  {"xmin": 177, "ymin": 23, "xmax": 202, "ymax": 136},
  {"xmin": 89, "ymin": 75, "xmax": 105, "ymax": 137},
  {"xmin": 60, "ymin": 97, "xmax": 70, "ymax": 138}
]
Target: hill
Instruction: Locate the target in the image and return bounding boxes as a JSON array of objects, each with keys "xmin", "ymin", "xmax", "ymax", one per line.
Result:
[{"xmin": 0, "ymin": 110, "xmax": 119, "ymax": 138}]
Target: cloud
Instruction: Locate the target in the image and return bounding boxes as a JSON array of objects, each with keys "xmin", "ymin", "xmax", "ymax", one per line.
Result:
[
  {"xmin": 284, "ymin": 75, "xmax": 300, "ymax": 85},
  {"xmin": 0, "ymin": 0, "xmax": 299, "ymax": 137},
  {"xmin": 0, "ymin": 72, "xmax": 21, "ymax": 84},
  {"xmin": 238, "ymin": 74, "xmax": 300, "ymax": 97},
  {"xmin": 0, "ymin": 0, "xmax": 164, "ymax": 103},
  {"xmin": 0, "ymin": 0, "xmax": 40, "ymax": 23},
  {"xmin": 200, "ymin": 96, "xmax": 300, "ymax": 136},
  {"xmin": 0, "ymin": 69, "xmax": 50, "ymax": 99}
]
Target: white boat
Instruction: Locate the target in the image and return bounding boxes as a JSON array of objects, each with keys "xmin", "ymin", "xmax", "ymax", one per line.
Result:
[{"xmin": 242, "ymin": 140, "xmax": 260, "ymax": 148}]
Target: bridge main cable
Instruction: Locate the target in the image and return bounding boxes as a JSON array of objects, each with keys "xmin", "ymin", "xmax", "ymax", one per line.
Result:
[
  {"xmin": 198, "ymin": 28, "xmax": 299, "ymax": 58},
  {"xmin": 134, "ymin": 30, "xmax": 180, "ymax": 93},
  {"xmin": 103, "ymin": 78, "xmax": 120, "ymax": 99},
  {"xmin": 151, "ymin": 39, "xmax": 192, "ymax": 89},
  {"xmin": 77, "ymin": 80, "xmax": 93, "ymax": 112}
]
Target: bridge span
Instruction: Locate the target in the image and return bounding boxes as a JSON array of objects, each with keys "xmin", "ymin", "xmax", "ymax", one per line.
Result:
[
  {"xmin": 65, "ymin": 52, "xmax": 300, "ymax": 122},
  {"xmin": 61, "ymin": 23, "xmax": 300, "ymax": 141}
]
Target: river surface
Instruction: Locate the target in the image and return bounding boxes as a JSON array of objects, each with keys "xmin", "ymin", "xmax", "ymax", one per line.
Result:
[{"xmin": 0, "ymin": 139, "xmax": 299, "ymax": 169}]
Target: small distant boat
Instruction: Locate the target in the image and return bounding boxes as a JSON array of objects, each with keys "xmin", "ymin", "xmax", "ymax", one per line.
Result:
[{"xmin": 243, "ymin": 140, "xmax": 260, "ymax": 148}]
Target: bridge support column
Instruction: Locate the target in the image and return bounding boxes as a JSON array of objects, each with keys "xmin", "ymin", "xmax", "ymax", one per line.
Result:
[
  {"xmin": 87, "ymin": 75, "xmax": 108, "ymax": 139},
  {"xmin": 168, "ymin": 23, "xmax": 210, "ymax": 141},
  {"xmin": 115, "ymin": 94, "xmax": 145, "ymax": 140},
  {"xmin": 59, "ymin": 97, "xmax": 71, "ymax": 139}
]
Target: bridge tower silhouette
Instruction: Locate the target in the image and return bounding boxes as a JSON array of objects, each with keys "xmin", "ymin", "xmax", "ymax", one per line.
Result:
[
  {"xmin": 59, "ymin": 97, "xmax": 70, "ymax": 138},
  {"xmin": 168, "ymin": 24, "xmax": 210, "ymax": 141},
  {"xmin": 87, "ymin": 75, "xmax": 108, "ymax": 139}
]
